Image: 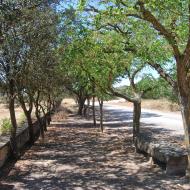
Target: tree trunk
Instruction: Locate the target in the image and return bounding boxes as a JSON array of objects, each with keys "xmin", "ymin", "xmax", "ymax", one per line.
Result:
[
  {"xmin": 19, "ymin": 95, "xmax": 34, "ymax": 144},
  {"xmin": 34, "ymin": 92, "xmax": 44, "ymax": 139},
  {"xmin": 98, "ymin": 98, "xmax": 104, "ymax": 132},
  {"xmin": 83, "ymin": 105, "xmax": 87, "ymax": 117},
  {"xmin": 24, "ymin": 107, "xmax": 34, "ymax": 144},
  {"xmin": 92, "ymin": 96, "xmax": 96, "ymax": 126},
  {"xmin": 47, "ymin": 112, "xmax": 51, "ymax": 125},
  {"xmin": 9, "ymin": 95, "xmax": 19, "ymax": 158},
  {"xmin": 176, "ymin": 58, "xmax": 190, "ymax": 176},
  {"xmin": 43, "ymin": 116, "xmax": 48, "ymax": 131},
  {"xmin": 178, "ymin": 94, "xmax": 190, "ymax": 176},
  {"xmin": 133, "ymin": 101, "xmax": 141, "ymax": 141},
  {"xmin": 47, "ymin": 96, "xmax": 52, "ymax": 124},
  {"xmin": 78, "ymin": 102, "xmax": 84, "ymax": 115},
  {"xmin": 40, "ymin": 105, "xmax": 48, "ymax": 131},
  {"xmin": 52, "ymin": 100, "xmax": 56, "ymax": 111},
  {"xmin": 35, "ymin": 108, "xmax": 44, "ymax": 139},
  {"xmin": 77, "ymin": 97, "xmax": 86, "ymax": 116},
  {"xmin": 9, "ymin": 78, "xmax": 19, "ymax": 158},
  {"xmin": 26, "ymin": 112, "xmax": 34, "ymax": 144},
  {"xmin": 86, "ymin": 98, "xmax": 90, "ymax": 118},
  {"xmin": 84, "ymin": 98, "xmax": 90, "ymax": 118}
]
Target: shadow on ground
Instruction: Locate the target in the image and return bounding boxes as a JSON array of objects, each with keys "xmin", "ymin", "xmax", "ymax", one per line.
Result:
[
  {"xmin": 102, "ymin": 108, "xmax": 184, "ymax": 146},
  {"xmin": 0, "ymin": 108, "xmax": 185, "ymax": 190}
]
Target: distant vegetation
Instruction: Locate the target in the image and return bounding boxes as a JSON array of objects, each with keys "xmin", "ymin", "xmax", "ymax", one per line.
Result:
[{"xmin": 117, "ymin": 77, "xmax": 177, "ymax": 103}]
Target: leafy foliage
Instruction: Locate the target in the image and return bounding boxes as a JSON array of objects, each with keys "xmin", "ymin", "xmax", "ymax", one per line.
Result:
[{"xmin": 132, "ymin": 77, "xmax": 177, "ymax": 102}]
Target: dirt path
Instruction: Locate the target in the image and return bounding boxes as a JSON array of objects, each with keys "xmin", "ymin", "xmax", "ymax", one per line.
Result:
[{"xmin": 0, "ymin": 112, "xmax": 187, "ymax": 190}]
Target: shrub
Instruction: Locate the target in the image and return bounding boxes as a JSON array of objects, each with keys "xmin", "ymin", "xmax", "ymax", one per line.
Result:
[
  {"xmin": 18, "ymin": 113, "xmax": 26, "ymax": 126},
  {"xmin": 1, "ymin": 118, "xmax": 12, "ymax": 135}
]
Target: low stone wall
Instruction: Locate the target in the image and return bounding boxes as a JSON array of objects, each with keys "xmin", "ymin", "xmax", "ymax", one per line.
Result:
[
  {"xmin": 135, "ymin": 134, "xmax": 188, "ymax": 176},
  {"xmin": 0, "ymin": 121, "xmax": 40, "ymax": 169},
  {"xmin": 0, "ymin": 142, "xmax": 10, "ymax": 168}
]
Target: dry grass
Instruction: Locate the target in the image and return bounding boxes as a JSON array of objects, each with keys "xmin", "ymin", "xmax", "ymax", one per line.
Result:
[
  {"xmin": 0, "ymin": 104, "xmax": 23, "ymax": 121},
  {"xmin": 51, "ymin": 98, "xmax": 77, "ymax": 122},
  {"xmin": 0, "ymin": 98, "xmax": 76, "ymax": 130},
  {"xmin": 141, "ymin": 99, "xmax": 180, "ymax": 112},
  {"xmin": 108, "ymin": 98, "xmax": 180, "ymax": 112},
  {"xmin": 62, "ymin": 98, "xmax": 76, "ymax": 105},
  {"xmin": 61, "ymin": 98, "xmax": 78, "ymax": 113}
]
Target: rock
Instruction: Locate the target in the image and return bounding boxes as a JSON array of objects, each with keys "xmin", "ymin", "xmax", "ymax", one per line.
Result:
[
  {"xmin": 166, "ymin": 156, "xmax": 188, "ymax": 176},
  {"xmin": 135, "ymin": 134, "xmax": 188, "ymax": 176}
]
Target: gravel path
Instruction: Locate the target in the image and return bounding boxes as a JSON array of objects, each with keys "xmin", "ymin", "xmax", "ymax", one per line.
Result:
[{"xmin": 0, "ymin": 110, "xmax": 187, "ymax": 190}]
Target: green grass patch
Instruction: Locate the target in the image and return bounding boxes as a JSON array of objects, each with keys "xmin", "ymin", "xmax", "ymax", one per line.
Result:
[{"xmin": 1, "ymin": 118, "xmax": 11, "ymax": 135}]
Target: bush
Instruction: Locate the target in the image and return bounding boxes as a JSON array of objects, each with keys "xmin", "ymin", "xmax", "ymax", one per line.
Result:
[
  {"xmin": 0, "ymin": 118, "xmax": 12, "ymax": 135},
  {"xmin": 18, "ymin": 113, "xmax": 26, "ymax": 126},
  {"xmin": 140, "ymin": 78, "xmax": 178, "ymax": 102}
]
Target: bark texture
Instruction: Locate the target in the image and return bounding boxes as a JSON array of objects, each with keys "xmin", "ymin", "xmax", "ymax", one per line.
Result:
[
  {"xmin": 98, "ymin": 98, "xmax": 104, "ymax": 132},
  {"xmin": 133, "ymin": 101, "xmax": 141, "ymax": 141},
  {"xmin": 9, "ymin": 79, "xmax": 19, "ymax": 158},
  {"xmin": 92, "ymin": 96, "xmax": 96, "ymax": 126},
  {"xmin": 19, "ymin": 94, "xmax": 34, "ymax": 144}
]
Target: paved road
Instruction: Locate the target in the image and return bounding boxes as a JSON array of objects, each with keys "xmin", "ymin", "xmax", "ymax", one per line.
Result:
[{"xmin": 103, "ymin": 102, "xmax": 184, "ymax": 137}]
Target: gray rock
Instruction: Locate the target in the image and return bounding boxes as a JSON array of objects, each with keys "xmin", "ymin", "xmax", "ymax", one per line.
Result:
[{"xmin": 135, "ymin": 134, "xmax": 188, "ymax": 176}]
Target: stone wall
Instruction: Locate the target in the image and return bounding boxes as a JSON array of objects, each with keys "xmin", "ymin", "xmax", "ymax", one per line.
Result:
[
  {"xmin": 135, "ymin": 134, "xmax": 188, "ymax": 176},
  {"xmin": 0, "ymin": 122, "xmax": 40, "ymax": 169}
]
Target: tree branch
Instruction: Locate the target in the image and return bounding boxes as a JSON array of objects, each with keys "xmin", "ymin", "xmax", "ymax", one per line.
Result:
[
  {"xmin": 107, "ymin": 23, "xmax": 129, "ymax": 36},
  {"xmin": 125, "ymin": 66, "xmax": 144, "ymax": 92},
  {"xmin": 136, "ymin": 1, "xmax": 181, "ymax": 59},
  {"xmin": 131, "ymin": 66, "xmax": 143, "ymax": 84},
  {"xmin": 118, "ymin": 0, "xmax": 127, "ymax": 7},
  {"xmin": 147, "ymin": 62, "xmax": 177, "ymax": 89},
  {"xmin": 109, "ymin": 87, "xmax": 137, "ymax": 102},
  {"xmin": 182, "ymin": 2, "xmax": 190, "ymax": 69},
  {"xmin": 84, "ymin": 5, "xmax": 99, "ymax": 13},
  {"xmin": 142, "ymin": 86, "xmax": 155, "ymax": 97}
]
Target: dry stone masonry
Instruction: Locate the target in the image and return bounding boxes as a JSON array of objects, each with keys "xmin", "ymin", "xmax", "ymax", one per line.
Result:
[{"xmin": 135, "ymin": 134, "xmax": 188, "ymax": 176}]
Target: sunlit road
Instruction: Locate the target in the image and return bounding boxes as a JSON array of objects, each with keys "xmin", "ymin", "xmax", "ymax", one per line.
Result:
[{"xmin": 103, "ymin": 102, "xmax": 184, "ymax": 136}]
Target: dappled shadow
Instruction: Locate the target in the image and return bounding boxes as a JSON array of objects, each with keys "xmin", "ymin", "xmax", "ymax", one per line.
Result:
[
  {"xmin": 0, "ymin": 132, "xmax": 40, "ymax": 179},
  {"xmin": 0, "ymin": 110, "xmax": 184, "ymax": 190},
  {"xmin": 0, "ymin": 183, "xmax": 14, "ymax": 190},
  {"xmin": 101, "ymin": 108, "xmax": 162, "ymax": 123},
  {"xmin": 139, "ymin": 127, "xmax": 185, "ymax": 148},
  {"xmin": 101, "ymin": 107, "xmax": 184, "ymax": 147}
]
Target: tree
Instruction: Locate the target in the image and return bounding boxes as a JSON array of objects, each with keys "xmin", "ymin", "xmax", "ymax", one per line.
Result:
[
  {"xmin": 0, "ymin": 0, "xmax": 59, "ymax": 155},
  {"xmin": 58, "ymin": 13, "xmax": 121, "ymax": 130},
  {"xmin": 109, "ymin": 61, "xmax": 155, "ymax": 140},
  {"xmin": 15, "ymin": 3, "xmax": 59, "ymax": 143},
  {"xmin": 81, "ymin": 0, "xmax": 190, "ymax": 174}
]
